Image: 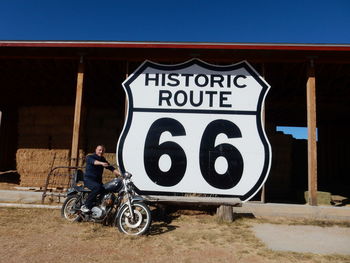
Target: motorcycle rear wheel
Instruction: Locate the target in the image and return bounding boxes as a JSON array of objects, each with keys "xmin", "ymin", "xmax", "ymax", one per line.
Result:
[
  {"xmin": 116, "ymin": 202, "xmax": 151, "ymax": 235},
  {"xmin": 61, "ymin": 194, "xmax": 82, "ymax": 222}
]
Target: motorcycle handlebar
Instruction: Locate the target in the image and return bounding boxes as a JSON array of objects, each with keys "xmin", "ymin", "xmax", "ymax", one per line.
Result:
[
  {"xmin": 122, "ymin": 172, "xmax": 132, "ymax": 179},
  {"xmin": 105, "ymin": 163, "xmax": 131, "ymax": 179}
]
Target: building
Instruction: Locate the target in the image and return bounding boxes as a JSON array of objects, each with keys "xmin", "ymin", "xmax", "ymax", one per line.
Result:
[{"xmin": 0, "ymin": 41, "xmax": 349, "ymax": 205}]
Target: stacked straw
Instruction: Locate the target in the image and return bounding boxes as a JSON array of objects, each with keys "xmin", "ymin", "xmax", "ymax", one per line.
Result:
[
  {"xmin": 16, "ymin": 106, "xmax": 85, "ymax": 188},
  {"xmin": 15, "ymin": 106, "xmax": 122, "ymax": 188},
  {"xmin": 102, "ymin": 153, "xmax": 117, "ymax": 183},
  {"xmin": 85, "ymin": 108, "xmax": 122, "ymax": 152},
  {"xmin": 18, "ymin": 106, "xmax": 74, "ymax": 149},
  {"xmin": 16, "ymin": 149, "xmax": 85, "ymax": 188},
  {"xmin": 17, "ymin": 149, "xmax": 70, "ymax": 187}
]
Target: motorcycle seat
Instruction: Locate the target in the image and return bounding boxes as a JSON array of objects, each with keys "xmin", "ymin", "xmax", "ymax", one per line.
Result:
[
  {"xmin": 71, "ymin": 169, "xmax": 91, "ymax": 192},
  {"xmin": 73, "ymin": 185, "xmax": 91, "ymax": 192}
]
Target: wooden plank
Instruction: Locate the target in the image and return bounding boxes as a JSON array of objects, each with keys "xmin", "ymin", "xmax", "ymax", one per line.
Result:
[
  {"xmin": 142, "ymin": 195, "xmax": 242, "ymax": 206},
  {"xmin": 70, "ymin": 58, "xmax": 84, "ymax": 167},
  {"xmin": 306, "ymin": 61, "xmax": 318, "ymax": 206}
]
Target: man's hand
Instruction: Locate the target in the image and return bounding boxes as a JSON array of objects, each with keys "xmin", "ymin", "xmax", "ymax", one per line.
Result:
[
  {"xmin": 101, "ymin": 162, "xmax": 109, "ymax": 167},
  {"xmin": 113, "ymin": 169, "xmax": 121, "ymax": 177}
]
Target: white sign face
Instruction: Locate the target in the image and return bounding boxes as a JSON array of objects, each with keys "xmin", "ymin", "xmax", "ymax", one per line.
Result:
[{"xmin": 117, "ymin": 59, "xmax": 271, "ymax": 202}]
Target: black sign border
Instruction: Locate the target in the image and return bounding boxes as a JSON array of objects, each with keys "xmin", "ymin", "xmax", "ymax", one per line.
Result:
[{"xmin": 117, "ymin": 59, "xmax": 271, "ymax": 202}]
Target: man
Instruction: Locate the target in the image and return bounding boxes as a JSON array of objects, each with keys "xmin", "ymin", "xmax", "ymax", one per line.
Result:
[{"xmin": 81, "ymin": 145, "xmax": 120, "ymax": 213}]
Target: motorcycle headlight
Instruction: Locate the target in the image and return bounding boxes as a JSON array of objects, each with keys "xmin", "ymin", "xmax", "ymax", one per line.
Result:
[{"xmin": 123, "ymin": 172, "xmax": 132, "ymax": 179}]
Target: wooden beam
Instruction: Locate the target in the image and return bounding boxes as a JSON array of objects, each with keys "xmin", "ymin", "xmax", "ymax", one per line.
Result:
[
  {"xmin": 70, "ymin": 57, "xmax": 84, "ymax": 167},
  {"xmin": 143, "ymin": 195, "xmax": 242, "ymax": 206},
  {"xmin": 306, "ymin": 60, "xmax": 318, "ymax": 206}
]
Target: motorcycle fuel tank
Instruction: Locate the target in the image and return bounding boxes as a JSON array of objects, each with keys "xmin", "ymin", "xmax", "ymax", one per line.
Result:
[{"xmin": 104, "ymin": 178, "xmax": 123, "ymax": 192}]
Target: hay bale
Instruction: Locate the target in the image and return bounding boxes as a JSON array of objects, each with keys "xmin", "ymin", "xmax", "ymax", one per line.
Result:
[
  {"xmin": 102, "ymin": 153, "xmax": 117, "ymax": 183},
  {"xmin": 18, "ymin": 106, "xmax": 74, "ymax": 149},
  {"xmin": 304, "ymin": 191, "xmax": 332, "ymax": 205},
  {"xmin": 16, "ymin": 149, "xmax": 69, "ymax": 187},
  {"xmin": 16, "ymin": 149, "xmax": 85, "ymax": 188},
  {"xmin": 266, "ymin": 133, "xmax": 293, "ymax": 197},
  {"xmin": 16, "ymin": 106, "xmax": 87, "ymax": 188},
  {"xmin": 85, "ymin": 108, "xmax": 121, "ymax": 152}
]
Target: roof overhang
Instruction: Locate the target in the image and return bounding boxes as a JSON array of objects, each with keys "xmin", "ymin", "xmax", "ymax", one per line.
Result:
[{"xmin": 1, "ymin": 40, "xmax": 350, "ymax": 51}]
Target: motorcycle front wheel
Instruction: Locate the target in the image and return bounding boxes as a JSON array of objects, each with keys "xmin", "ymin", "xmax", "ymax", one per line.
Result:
[
  {"xmin": 116, "ymin": 202, "xmax": 151, "ymax": 235},
  {"xmin": 61, "ymin": 194, "xmax": 82, "ymax": 222}
]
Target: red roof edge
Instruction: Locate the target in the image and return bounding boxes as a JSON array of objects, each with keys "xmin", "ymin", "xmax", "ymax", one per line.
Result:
[{"xmin": 1, "ymin": 41, "xmax": 350, "ymax": 51}]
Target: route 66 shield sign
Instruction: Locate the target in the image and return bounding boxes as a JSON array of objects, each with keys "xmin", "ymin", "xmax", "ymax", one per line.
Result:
[{"xmin": 117, "ymin": 59, "xmax": 271, "ymax": 202}]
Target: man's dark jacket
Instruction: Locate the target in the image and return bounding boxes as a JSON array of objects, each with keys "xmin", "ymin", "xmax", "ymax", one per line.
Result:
[{"xmin": 84, "ymin": 154, "xmax": 115, "ymax": 183}]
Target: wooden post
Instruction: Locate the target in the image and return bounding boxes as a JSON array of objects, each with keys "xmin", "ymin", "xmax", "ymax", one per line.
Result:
[
  {"xmin": 306, "ymin": 60, "xmax": 318, "ymax": 206},
  {"xmin": 70, "ymin": 57, "xmax": 85, "ymax": 167},
  {"xmin": 261, "ymin": 184, "xmax": 266, "ymax": 203},
  {"xmin": 216, "ymin": 205, "xmax": 234, "ymax": 222}
]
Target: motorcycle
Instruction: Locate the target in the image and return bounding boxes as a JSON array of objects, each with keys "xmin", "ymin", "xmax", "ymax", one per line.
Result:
[{"xmin": 61, "ymin": 169, "xmax": 152, "ymax": 235}]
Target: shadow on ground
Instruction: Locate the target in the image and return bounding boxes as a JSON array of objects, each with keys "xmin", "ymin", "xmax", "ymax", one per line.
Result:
[{"xmin": 148, "ymin": 206, "xmax": 181, "ymax": 235}]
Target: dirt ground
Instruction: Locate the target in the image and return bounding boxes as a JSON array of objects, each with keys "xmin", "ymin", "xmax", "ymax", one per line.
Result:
[{"xmin": 0, "ymin": 208, "xmax": 350, "ymax": 263}]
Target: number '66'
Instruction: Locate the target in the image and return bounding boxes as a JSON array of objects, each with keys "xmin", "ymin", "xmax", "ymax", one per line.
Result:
[{"xmin": 143, "ymin": 118, "xmax": 244, "ymax": 190}]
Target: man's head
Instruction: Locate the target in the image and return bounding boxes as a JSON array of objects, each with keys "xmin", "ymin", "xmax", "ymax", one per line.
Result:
[{"xmin": 95, "ymin": 145, "xmax": 106, "ymax": 157}]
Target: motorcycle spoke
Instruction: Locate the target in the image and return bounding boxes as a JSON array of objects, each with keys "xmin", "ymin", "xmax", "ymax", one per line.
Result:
[
  {"xmin": 62, "ymin": 196, "xmax": 81, "ymax": 222},
  {"xmin": 118, "ymin": 203, "xmax": 151, "ymax": 235}
]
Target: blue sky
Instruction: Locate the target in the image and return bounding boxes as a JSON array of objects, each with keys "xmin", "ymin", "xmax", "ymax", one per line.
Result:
[
  {"xmin": 0, "ymin": 0, "xmax": 349, "ymax": 43},
  {"xmin": 1, "ymin": 1, "xmax": 348, "ymax": 139},
  {"xmin": 276, "ymin": 127, "xmax": 316, "ymax": 140}
]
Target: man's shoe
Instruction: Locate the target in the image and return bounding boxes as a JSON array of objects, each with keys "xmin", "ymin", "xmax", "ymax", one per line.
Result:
[{"xmin": 80, "ymin": 205, "xmax": 90, "ymax": 213}]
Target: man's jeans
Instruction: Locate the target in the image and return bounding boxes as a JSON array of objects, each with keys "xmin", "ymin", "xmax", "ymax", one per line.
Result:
[{"xmin": 84, "ymin": 178, "xmax": 105, "ymax": 209}]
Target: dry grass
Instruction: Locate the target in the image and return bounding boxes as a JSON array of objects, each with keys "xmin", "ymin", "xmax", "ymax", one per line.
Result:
[{"xmin": 0, "ymin": 208, "xmax": 349, "ymax": 263}]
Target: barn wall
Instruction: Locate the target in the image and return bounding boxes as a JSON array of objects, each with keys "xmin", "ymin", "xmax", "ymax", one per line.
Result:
[
  {"xmin": 318, "ymin": 124, "xmax": 350, "ymax": 196},
  {"xmin": 0, "ymin": 108, "xmax": 17, "ymax": 171},
  {"xmin": 0, "ymin": 52, "xmax": 348, "ymax": 203}
]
